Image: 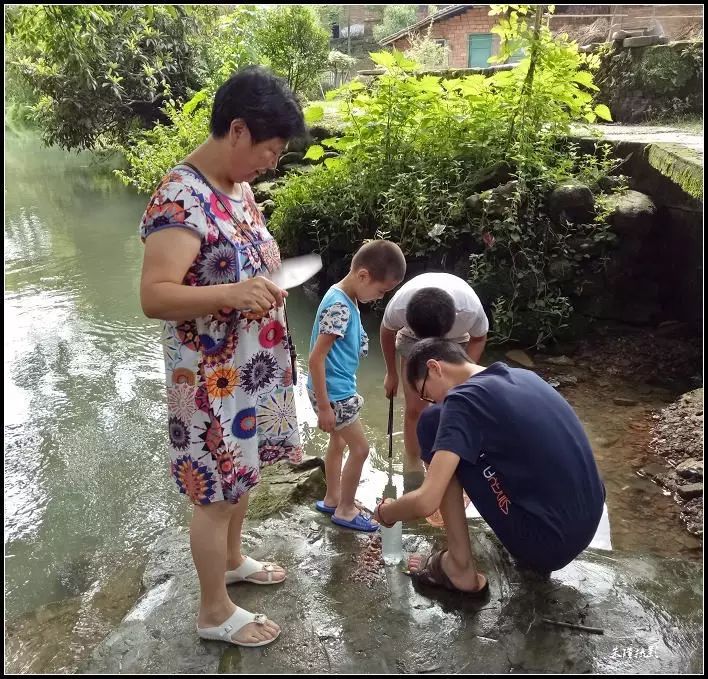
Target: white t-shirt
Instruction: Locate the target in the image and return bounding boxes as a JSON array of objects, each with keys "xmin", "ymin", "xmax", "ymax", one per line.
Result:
[{"xmin": 382, "ymin": 272, "xmax": 489, "ymax": 341}]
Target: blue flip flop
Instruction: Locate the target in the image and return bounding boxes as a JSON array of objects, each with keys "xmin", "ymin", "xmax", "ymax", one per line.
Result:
[
  {"xmin": 315, "ymin": 500, "xmax": 337, "ymax": 515},
  {"xmin": 315, "ymin": 500, "xmax": 372, "ymax": 515},
  {"xmin": 331, "ymin": 511, "xmax": 379, "ymax": 532}
]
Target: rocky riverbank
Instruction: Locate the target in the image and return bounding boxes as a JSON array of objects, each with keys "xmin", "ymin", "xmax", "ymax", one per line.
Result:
[
  {"xmin": 644, "ymin": 388, "xmax": 703, "ymax": 538},
  {"xmin": 83, "ymin": 509, "xmax": 703, "ymax": 674}
]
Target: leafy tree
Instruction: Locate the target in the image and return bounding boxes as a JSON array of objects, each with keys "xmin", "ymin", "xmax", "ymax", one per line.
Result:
[
  {"xmin": 5, "ymin": 5, "xmax": 213, "ymax": 150},
  {"xmin": 373, "ymin": 5, "xmax": 418, "ymax": 42},
  {"xmin": 4, "ymin": 8, "xmax": 40, "ymax": 127},
  {"xmin": 313, "ymin": 4, "xmax": 341, "ymax": 29},
  {"xmin": 114, "ymin": 6, "xmax": 266, "ymax": 193},
  {"xmin": 327, "ymin": 50, "xmax": 357, "ymax": 87},
  {"xmin": 195, "ymin": 5, "xmax": 265, "ymax": 80},
  {"xmin": 255, "ymin": 6, "xmax": 330, "ymax": 96},
  {"xmin": 404, "ymin": 24, "xmax": 449, "ymax": 69}
]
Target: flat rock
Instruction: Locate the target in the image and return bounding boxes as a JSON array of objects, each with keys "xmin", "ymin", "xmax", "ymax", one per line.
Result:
[
  {"xmin": 613, "ymin": 397, "xmax": 638, "ymax": 406},
  {"xmin": 623, "ymin": 35, "xmax": 662, "ymax": 48},
  {"xmin": 677, "ymin": 483, "xmax": 703, "ymax": 501},
  {"xmin": 676, "ymin": 459, "xmax": 703, "ymax": 480},
  {"xmin": 248, "ymin": 461, "xmax": 326, "ymax": 519},
  {"xmin": 638, "ymin": 463, "xmax": 670, "ymax": 480},
  {"xmin": 548, "ymin": 375, "xmax": 579, "ymax": 389},
  {"xmin": 278, "ymin": 151, "xmax": 305, "ymax": 168},
  {"xmin": 543, "ymin": 355, "xmax": 576, "ymax": 367},
  {"xmin": 83, "ymin": 509, "xmax": 703, "ymax": 675},
  {"xmin": 505, "ymin": 350, "xmax": 535, "ymax": 368}
]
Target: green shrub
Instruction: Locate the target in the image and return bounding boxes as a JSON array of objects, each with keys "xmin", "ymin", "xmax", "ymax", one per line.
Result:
[
  {"xmin": 271, "ymin": 5, "xmax": 619, "ymax": 347},
  {"xmin": 114, "ymin": 91, "xmax": 212, "ymax": 194},
  {"xmin": 373, "ymin": 5, "xmax": 418, "ymax": 42}
]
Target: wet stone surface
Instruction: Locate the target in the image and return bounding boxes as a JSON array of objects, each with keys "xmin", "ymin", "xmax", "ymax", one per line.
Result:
[{"xmin": 83, "ymin": 508, "xmax": 703, "ymax": 675}]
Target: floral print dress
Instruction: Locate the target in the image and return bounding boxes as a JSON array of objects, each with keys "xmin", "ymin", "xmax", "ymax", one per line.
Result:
[{"xmin": 140, "ymin": 166, "xmax": 302, "ymax": 505}]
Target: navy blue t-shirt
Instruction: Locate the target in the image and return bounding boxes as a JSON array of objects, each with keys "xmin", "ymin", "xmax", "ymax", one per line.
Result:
[{"xmin": 419, "ymin": 362, "xmax": 605, "ymax": 571}]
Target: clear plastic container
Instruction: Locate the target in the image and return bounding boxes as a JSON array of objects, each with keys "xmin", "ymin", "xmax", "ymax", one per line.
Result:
[{"xmin": 382, "ymin": 522, "xmax": 403, "ymax": 565}]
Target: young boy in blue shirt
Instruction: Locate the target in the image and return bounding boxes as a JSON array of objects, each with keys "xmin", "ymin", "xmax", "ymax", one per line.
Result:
[{"xmin": 308, "ymin": 240, "xmax": 406, "ymax": 532}]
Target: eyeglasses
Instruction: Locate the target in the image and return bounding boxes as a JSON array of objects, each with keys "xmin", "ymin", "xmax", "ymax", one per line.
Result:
[{"xmin": 419, "ymin": 366, "xmax": 436, "ymax": 403}]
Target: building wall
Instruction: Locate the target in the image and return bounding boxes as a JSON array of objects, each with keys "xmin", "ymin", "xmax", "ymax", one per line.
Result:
[
  {"xmin": 548, "ymin": 5, "xmax": 702, "ymax": 41},
  {"xmin": 389, "ymin": 4, "xmax": 702, "ymax": 67},
  {"xmin": 391, "ymin": 7, "xmax": 498, "ymax": 68},
  {"xmin": 606, "ymin": 5, "xmax": 703, "ymax": 40},
  {"xmin": 334, "ymin": 4, "xmax": 386, "ymax": 38}
]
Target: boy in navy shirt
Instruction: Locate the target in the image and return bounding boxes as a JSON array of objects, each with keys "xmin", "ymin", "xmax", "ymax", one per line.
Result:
[{"xmin": 374, "ymin": 338, "xmax": 605, "ymax": 594}]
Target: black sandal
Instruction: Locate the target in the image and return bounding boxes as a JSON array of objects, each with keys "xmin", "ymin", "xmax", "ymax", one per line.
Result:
[{"xmin": 408, "ymin": 549, "xmax": 490, "ymax": 598}]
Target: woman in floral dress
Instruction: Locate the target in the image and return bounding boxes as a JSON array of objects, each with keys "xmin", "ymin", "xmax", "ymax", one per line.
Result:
[{"xmin": 139, "ymin": 67, "xmax": 305, "ymax": 648}]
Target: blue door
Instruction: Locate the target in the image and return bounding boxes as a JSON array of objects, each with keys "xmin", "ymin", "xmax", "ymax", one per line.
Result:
[{"xmin": 468, "ymin": 33, "xmax": 493, "ymax": 68}]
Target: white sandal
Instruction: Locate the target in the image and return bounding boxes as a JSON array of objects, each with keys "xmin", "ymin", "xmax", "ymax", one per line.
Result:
[
  {"xmin": 197, "ymin": 607, "xmax": 280, "ymax": 648},
  {"xmin": 225, "ymin": 556, "xmax": 286, "ymax": 586}
]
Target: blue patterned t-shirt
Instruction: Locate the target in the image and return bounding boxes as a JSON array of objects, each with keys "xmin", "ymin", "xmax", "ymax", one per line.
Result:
[{"xmin": 307, "ymin": 286, "xmax": 369, "ymax": 402}]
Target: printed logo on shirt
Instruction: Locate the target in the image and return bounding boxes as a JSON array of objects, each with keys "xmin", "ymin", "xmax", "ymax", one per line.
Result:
[{"xmin": 482, "ymin": 461, "xmax": 511, "ymax": 515}]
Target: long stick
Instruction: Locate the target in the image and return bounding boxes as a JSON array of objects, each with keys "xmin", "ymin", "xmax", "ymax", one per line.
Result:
[
  {"xmin": 383, "ymin": 397, "xmax": 397, "ymax": 499},
  {"xmin": 386, "ymin": 395, "xmax": 394, "ymax": 483},
  {"xmin": 387, "ymin": 396, "xmax": 394, "ymax": 462},
  {"xmin": 541, "ymin": 618, "xmax": 604, "ymax": 635}
]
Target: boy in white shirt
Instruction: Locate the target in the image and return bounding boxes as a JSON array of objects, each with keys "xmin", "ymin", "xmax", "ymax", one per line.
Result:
[{"xmin": 380, "ymin": 272, "xmax": 488, "ymax": 474}]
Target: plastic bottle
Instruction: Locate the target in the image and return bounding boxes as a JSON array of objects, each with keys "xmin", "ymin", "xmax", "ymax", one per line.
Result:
[{"xmin": 382, "ymin": 521, "xmax": 403, "ymax": 565}]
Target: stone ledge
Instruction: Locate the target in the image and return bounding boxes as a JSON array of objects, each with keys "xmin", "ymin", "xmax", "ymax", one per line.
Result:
[
  {"xmin": 82, "ymin": 510, "xmax": 703, "ymax": 674},
  {"xmin": 646, "ymin": 143, "xmax": 703, "ymax": 200}
]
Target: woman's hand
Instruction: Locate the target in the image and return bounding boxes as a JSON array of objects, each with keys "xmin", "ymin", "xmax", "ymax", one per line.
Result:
[
  {"xmin": 224, "ymin": 276, "xmax": 287, "ymax": 315},
  {"xmin": 141, "ymin": 231, "xmax": 287, "ymax": 322}
]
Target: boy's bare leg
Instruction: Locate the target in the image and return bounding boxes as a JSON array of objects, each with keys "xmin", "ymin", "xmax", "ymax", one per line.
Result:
[
  {"xmin": 333, "ymin": 419, "xmax": 375, "ymax": 524},
  {"xmin": 323, "ymin": 431, "xmax": 346, "ymax": 507}
]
